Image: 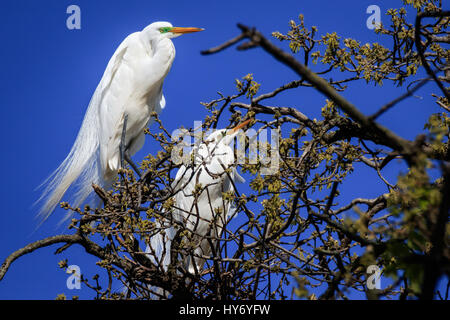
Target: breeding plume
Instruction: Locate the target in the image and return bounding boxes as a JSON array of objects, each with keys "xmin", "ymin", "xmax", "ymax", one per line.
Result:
[
  {"xmin": 146, "ymin": 120, "xmax": 250, "ymax": 278},
  {"xmin": 38, "ymin": 22, "xmax": 204, "ymax": 220}
]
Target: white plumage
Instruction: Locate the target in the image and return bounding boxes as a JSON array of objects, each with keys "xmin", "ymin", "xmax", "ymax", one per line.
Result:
[
  {"xmin": 38, "ymin": 22, "xmax": 203, "ymax": 221},
  {"xmin": 146, "ymin": 121, "xmax": 249, "ymax": 278}
]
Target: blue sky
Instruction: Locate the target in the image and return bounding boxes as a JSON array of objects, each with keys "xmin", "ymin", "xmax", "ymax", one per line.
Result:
[{"xmin": 0, "ymin": 0, "xmax": 446, "ymax": 299}]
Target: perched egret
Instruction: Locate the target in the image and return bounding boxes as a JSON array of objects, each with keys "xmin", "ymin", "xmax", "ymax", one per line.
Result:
[
  {"xmin": 146, "ymin": 120, "xmax": 251, "ymax": 278},
  {"xmin": 38, "ymin": 22, "xmax": 204, "ymax": 220}
]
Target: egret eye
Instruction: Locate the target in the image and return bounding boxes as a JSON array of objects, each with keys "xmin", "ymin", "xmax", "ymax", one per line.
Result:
[{"xmin": 159, "ymin": 27, "xmax": 172, "ymax": 34}]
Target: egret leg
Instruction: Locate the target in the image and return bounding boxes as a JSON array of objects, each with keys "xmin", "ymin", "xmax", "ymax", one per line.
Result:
[
  {"xmin": 119, "ymin": 114, "xmax": 128, "ymax": 169},
  {"xmin": 125, "ymin": 152, "xmax": 142, "ymax": 178},
  {"xmin": 119, "ymin": 113, "xmax": 142, "ymax": 178}
]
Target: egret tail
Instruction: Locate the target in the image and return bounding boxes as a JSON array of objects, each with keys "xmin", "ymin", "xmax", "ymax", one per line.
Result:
[
  {"xmin": 146, "ymin": 222, "xmax": 176, "ymax": 271},
  {"xmin": 37, "ymin": 87, "xmax": 105, "ymax": 222},
  {"xmin": 145, "ymin": 221, "xmax": 177, "ymax": 298}
]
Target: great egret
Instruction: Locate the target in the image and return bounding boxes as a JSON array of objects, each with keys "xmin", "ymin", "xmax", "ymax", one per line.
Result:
[
  {"xmin": 38, "ymin": 22, "xmax": 204, "ymax": 220},
  {"xmin": 146, "ymin": 119, "xmax": 250, "ymax": 279}
]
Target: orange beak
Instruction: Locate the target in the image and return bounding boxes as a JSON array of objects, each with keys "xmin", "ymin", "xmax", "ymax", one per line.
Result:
[
  {"xmin": 170, "ymin": 27, "xmax": 205, "ymax": 34},
  {"xmin": 229, "ymin": 119, "xmax": 252, "ymax": 134}
]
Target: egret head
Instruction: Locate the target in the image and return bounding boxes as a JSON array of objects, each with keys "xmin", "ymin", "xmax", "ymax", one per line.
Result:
[
  {"xmin": 196, "ymin": 119, "xmax": 252, "ymax": 167},
  {"xmin": 142, "ymin": 21, "xmax": 204, "ymax": 41},
  {"xmin": 205, "ymin": 119, "xmax": 253, "ymax": 146}
]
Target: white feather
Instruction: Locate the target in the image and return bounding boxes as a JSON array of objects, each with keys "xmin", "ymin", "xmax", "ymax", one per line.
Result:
[{"xmin": 146, "ymin": 129, "xmax": 245, "ymax": 277}]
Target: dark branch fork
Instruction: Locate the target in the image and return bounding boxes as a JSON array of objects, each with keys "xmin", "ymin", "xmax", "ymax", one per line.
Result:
[{"xmin": 203, "ymin": 23, "xmax": 421, "ymax": 159}]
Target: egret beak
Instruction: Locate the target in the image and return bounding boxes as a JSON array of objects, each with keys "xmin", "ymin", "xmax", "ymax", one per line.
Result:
[
  {"xmin": 170, "ymin": 27, "xmax": 205, "ymax": 34},
  {"xmin": 229, "ymin": 119, "xmax": 252, "ymax": 134}
]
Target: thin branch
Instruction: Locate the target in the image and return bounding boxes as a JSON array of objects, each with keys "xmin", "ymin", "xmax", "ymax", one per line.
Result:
[
  {"xmin": 369, "ymin": 77, "xmax": 432, "ymax": 120},
  {"xmin": 0, "ymin": 234, "xmax": 82, "ymax": 281},
  {"xmin": 201, "ymin": 33, "xmax": 246, "ymax": 55},
  {"xmin": 204, "ymin": 23, "xmax": 414, "ymax": 156},
  {"xmin": 415, "ymin": 11, "xmax": 450, "ymax": 101}
]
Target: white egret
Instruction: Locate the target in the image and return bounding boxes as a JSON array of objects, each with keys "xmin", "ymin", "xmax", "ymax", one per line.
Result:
[
  {"xmin": 146, "ymin": 120, "xmax": 251, "ymax": 278},
  {"xmin": 38, "ymin": 22, "xmax": 204, "ymax": 220}
]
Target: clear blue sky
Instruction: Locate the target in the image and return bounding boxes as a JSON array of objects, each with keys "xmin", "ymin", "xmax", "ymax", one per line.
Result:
[{"xmin": 0, "ymin": 0, "xmax": 446, "ymax": 299}]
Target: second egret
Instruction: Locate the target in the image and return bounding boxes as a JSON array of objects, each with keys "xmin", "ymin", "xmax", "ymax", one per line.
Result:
[{"xmin": 146, "ymin": 120, "xmax": 251, "ymax": 277}]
